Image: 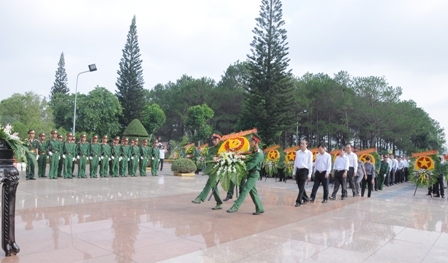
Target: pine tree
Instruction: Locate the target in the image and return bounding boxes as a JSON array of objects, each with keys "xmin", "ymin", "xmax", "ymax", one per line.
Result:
[
  {"xmin": 237, "ymin": 0, "xmax": 295, "ymax": 145},
  {"xmin": 50, "ymin": 52, "xmax": 69, "ymax": 100},
  {"xmin": 116, "ymin": 15, "xmax": 146, "ymax": 129}
]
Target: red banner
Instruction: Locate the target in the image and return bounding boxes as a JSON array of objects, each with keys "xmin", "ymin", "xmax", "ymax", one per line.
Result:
[
  {"xmin": 221, "ymin": 128, "xmax": 258, "ymax": 140},
  {"xmin": 411, "ymin": 150, "xmax": 438, "ymax": 158}
]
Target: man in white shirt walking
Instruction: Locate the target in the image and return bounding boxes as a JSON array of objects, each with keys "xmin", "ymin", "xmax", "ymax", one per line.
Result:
[
  {"xmin": 310, "ymin": 144, "xmax": 332, "ymax": 203},
  {"xmin": 346, "ymin": 144, "xmax": 358, "ymax": 197},
  {"xmin": 330, "ymin": 147, "xmax": 349, "ymax": 200},
  {"xmin": 293, "ymin": 140, "xmax": 313, "ymax": 207}
]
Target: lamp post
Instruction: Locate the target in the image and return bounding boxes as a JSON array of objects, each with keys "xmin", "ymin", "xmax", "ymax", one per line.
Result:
[{"xmin": 72, "ymin": 64, "xmax": 97, "ymax": 136}]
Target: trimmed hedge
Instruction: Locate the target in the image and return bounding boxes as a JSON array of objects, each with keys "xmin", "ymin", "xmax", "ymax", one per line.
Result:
[{"xmin": 171, "ymin": 158, "xmax": 196, "ymax": 173}]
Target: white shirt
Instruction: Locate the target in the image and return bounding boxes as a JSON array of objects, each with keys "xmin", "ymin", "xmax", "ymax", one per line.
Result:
[
  {"xmin": 333, "ymin": 155, "xmax": 349, "ymax": 171},
  {"xmin": 293, "ymin": 149, "xmax": 313, "ymax": 178},
  {"xmin": 346, "ymin": 152, "xmax": 358, "ymax": 173},
  {"xmin": 159, "ymin": 149, "xmax": 165, "ymax": 159},
  {"xmin": 397, "ymin": 160, "xmax": 404, "ymax": 170},
  {"xmin": 392, "ymin": 159, "xmax": 398, "ymax": 170},
  {"xmin": 314, "ymin": 152, "xmax": 332, "ymax": 174},
  {"xmin": 402, "ymin": 159, "xmax": 409, "ymax": 168},
  {"xmin": 387, "ymin": 158, "xmax": 393, "ymax": 172}
]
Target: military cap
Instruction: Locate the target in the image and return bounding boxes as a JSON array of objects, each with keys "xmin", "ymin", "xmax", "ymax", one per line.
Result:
[
  {"xmin": 28, "ymin": 130, "xmax": 35, "ymax": 134},
  {"xmin": 39, "ymin": 133, "xmax": 45, "ymax": 137},
  {"xmin": 93, "ymin": 135, "xmax": 98, "ymax": 139},
  {"xmin": 211, "ymin": 132, "xmax": 222, "ymax": 139},
  {"xmin": 80, "ymin": 134, "xmax": 86, "ymax": 138},
  {"xmin": 57, "ymin": 135, "xmax": 63, "ymax": 139},
  {"xmin": 51, "ymin": 130, "xmax": 58, "ymax": 134},
  {"xmin": 114, "ymin": 137, "xmax": 120, "ymax": 141},
  {"xmin": 66, "ymin": 133, "xmax": 73, "ymax": 137},
  {"xmin": 250, "ymin": 133, "xmax": 262, "ymax": 143},
  {"xmin": 103, "ymin": 135, "xmax": 108, "ymax": 139}
]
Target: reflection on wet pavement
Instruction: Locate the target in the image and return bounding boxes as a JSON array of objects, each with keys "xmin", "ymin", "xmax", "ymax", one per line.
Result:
[{"xmin": 3, "ymin": 164, "xmax": 448, "ymax": 263}]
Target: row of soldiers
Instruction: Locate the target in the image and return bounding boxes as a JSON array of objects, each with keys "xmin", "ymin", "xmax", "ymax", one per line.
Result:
[{"xmin": 24, "ymin": 130, "xmax": 161, "ymax": 179}]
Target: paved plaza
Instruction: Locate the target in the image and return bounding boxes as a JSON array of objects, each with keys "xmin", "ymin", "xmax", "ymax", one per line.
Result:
[{"xmin": 1, "ymin": 163, "xmax": 448, "ymax": 263}]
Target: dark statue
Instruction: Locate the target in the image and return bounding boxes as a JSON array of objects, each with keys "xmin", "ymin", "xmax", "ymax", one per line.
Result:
[{"xmin": 0, "ymin": 140, "xmax": 20, "ymax": 257}]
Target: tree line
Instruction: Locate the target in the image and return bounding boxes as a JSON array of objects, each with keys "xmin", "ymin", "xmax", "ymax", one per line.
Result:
[{"xmin": 0, "ymin": 0, "xmax": 444, "ymax": 155}]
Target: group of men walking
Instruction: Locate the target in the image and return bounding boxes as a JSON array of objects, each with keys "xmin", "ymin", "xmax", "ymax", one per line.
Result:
[{"xmin": 24, "ymin": 130, "xmax": 161, "ymax": 180}]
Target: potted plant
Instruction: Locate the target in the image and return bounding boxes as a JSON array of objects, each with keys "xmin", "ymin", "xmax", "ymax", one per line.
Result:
[{"xmin": 171, "ymin": 158, "xmax": 196, "ymax": 177}]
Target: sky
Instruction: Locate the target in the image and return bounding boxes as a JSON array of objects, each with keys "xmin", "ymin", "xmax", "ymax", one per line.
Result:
[{"xmin": 1, "ymin": 0, "xmax": 447, "ymax": 141}]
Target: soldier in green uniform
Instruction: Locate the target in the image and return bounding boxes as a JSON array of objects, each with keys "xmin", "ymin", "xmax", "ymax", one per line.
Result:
[
  {"xmin": 139, "ymin": 139, "xmax": 151, "ymax": 176},
  {"xmin": 100, "ymin": 135, "xmax": 112, "ymax": 177},
  {"xmin": 25, "ymin": 130, "xmax": 38, "ymax": 180},
  {"xmin": 120, "ymin": 138, "xmax": 131, "ymax": 177},
  {"xmin": 36, "ymin": 133, "xmax": 48, "ymax": 178},
  {"xmin": 47, "ymin": 130, "xmax": 62, "ymax": 179},
  {"xmin": 110, "ymin": 137, "xmax": 121, "ymax": 177},
  {"xmin": 227, "ymin": 133, "xmax": 265, "ymax": 215},
  {"xmin": 150, "ymin": 140, "xmax": 160, "ymax": 176},
  {"xmin": 77, "ymin": 134, "xmax": 89, "ymax": 178},
  {"xmin": 89, "ymin": 135, "xmax": 101, "ymax": 178},
  {"xmin": 377, "ymin": 155, "xmax": 390, "ymax": 190},
  {"xmin": 129, "ymin": 139, "xmax": 140, "ymax": 177},
  {"xmin": 62, "ymin": 133, "xmax": 76, "ymax": 178},
  {"xmin": 57, "ymin": 135, "xmax": 64, "ymax": 177},
  {"xmin": 191, "ymin": 132, "xmax": 223, "ymax": 210}
]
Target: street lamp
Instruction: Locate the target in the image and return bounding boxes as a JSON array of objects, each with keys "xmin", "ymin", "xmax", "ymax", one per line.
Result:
[
  {"xmin": 72, "ymin": 64, "xmax": 97, "ymax": 136},
  {"xmin": 296, "ymin": 109, "xmax": 307, "ymax": 145}
]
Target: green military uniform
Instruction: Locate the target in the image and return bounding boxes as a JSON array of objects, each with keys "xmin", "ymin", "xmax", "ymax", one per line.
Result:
[
  {"xmin": 192, "ymin": 136, "xmax": 223, "ymax": 208},
  {"xmin": 77, "ymin": 137, "xmax": 90, "ymax": 178},
  {"xmin": 57, "ymin": 136, "xmax": 64, "ymax": 177},
  {"xmin": 150, "ymin": 144, "xmax": 160, "ymax": 176},
  {"xmin": 100, "ymin": 140, "xmax": 112, "ymax": 177},
  {"xmin": 90, "ymin": 139, "xmax": 101, "ymax": 178},
  {"xmin": 139, "ymin": 141, "xmax": 151, "ymax": 176},
  {"xmin": 120, "ymin": 140, "xmax": 131, "ymax": 176},
  {"xmin": 129, "ymin": 142, "xmax": 140, "ymax": 177},
  {"xmin": 378, "ymin": 157, "xmax": 389, "ymax": 190},
  {"xmin": 24, "ymin": 131, "xmax": 38, "ymax": 180},
  {"xmin": 62, "ymin": 137, "xmax": 76, "ymax": 178},
  {"xmin": 228, "ymin": 134, "xmax": 265, "ymax": 215},
  {"xmin": 110, "ymin": 138, "xmax": 121, "ymax": 177},
  {"xmin": 36, "ymin": 134, "xmax": 48, "ymax": 178},
  {"xmin": 47, "ymin": 132, "xmax": 62, "ymax": 179}
]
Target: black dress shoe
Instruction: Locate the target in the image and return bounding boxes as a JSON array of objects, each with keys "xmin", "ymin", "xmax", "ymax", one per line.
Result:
[
  {"xmin": 329, "ymin": 196, "xmax": 335, "ymax": 200},
  {"xmin": 434, "ymin": 195, "xmax": 440, "ymax": 197},
  {"xmin": 295, "ymin": 202, "xmax": 301, "ymax": 207},
  {"xmin": 302, "ymin": 200, "xmax": 308, "ymax": 205},
  {"xmin": 253, "ymin": 211, "xmax": 264, "ymax": 215},
  {"xmin": 29, "ymin": 178, "xmax": 36, "ymax": 180},
  {"xmin": 309, "ymin": 198, "xmax": 314, "ymax": 203},
  {"xmin": 223, "ymin": 197, "xmax": 232, "ymax": 202},
  {"xmin": 322, "ymin": 199, "xmax": 328, "ymax": 203},
  {"xmin": 341, "ymin": 197, "xmax": 345, "ymax": 200}
]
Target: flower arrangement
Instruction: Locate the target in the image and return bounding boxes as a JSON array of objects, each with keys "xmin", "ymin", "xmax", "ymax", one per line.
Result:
[
  {"xmin": 411, "ymin": 169, "xmax": 436, "ymax": 188},
  {"xmin": 208, "ymin": 151, "xmax": 247, "ymax": 191},
  {"xmin": 264, "ymin": 158, "xmax": 278, "ymax": 177},
  {"xmin": 0, "ymin": 124, "xmax": 27, "ymax": 162}
]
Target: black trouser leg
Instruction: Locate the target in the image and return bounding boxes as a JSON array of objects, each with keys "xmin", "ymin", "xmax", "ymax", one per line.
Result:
[
  {"xmin": 295, "ymin": 168, "xmax": 309, "ymax": 203},
  {"xmin": 348, "ymin": 167, "xmax": 355, "ymax": 193},
  {"xmin": 367, "ymin": 174, "xmax": 373, "ymax": 197}
]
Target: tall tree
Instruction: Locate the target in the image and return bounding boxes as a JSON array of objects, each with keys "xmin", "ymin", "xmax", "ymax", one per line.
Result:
[
  {"xmin": 116, "ymin": 15, "xmax": 146, "ymax": 129},
  {"xmin": 185, "ymin": 103, "xmax": 214, "ymax": 143},
  {"xmin": 50, "ymin": 52, "xmax": 69, "ymax": 101},
  {"xmin": 237, "ymin": 0, "xmax": 295, "ymax": 145}
]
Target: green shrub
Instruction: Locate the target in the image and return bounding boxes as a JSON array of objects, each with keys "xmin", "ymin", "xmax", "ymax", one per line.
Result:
[{"xmin": 171, "ymin": 158, "xmax": 196, "ymax": 173}]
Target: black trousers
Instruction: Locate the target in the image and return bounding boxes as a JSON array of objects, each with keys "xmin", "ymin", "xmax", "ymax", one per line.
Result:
[
  {"xmin": 432, "ymin": 176, "xmax": 445, "ymax": 196},
  {"xmin": 332, "ymin": 170, "xmax": 347, "ymax": 198},
  {"xmin": 347, "ymin": 167, "xmax": 355, "ymax": 192},
  {"xmin": 389, "ymin": 170, "xmax": 395, "ymax": 185},
  {"xmin": 278, "ymin": 168, "xmax": 285, "ymax": 181},
  {"xmin": 361, "ymin": 174, "xmax": 373, "ymax": 197},
  {"xmin": 404, "ymin": 167, "xmax": 409, "ymax": 181},
  {"xmin": 310, "ymin": 171, "xmax": 329, "ymax": 200},
  {"xmin": 159, "ymin": 159, "xmax": 164, "ymax": 171},
  {"xmin": 295, "ymin": 168, "xmax": 309, "ymax": 203}
]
